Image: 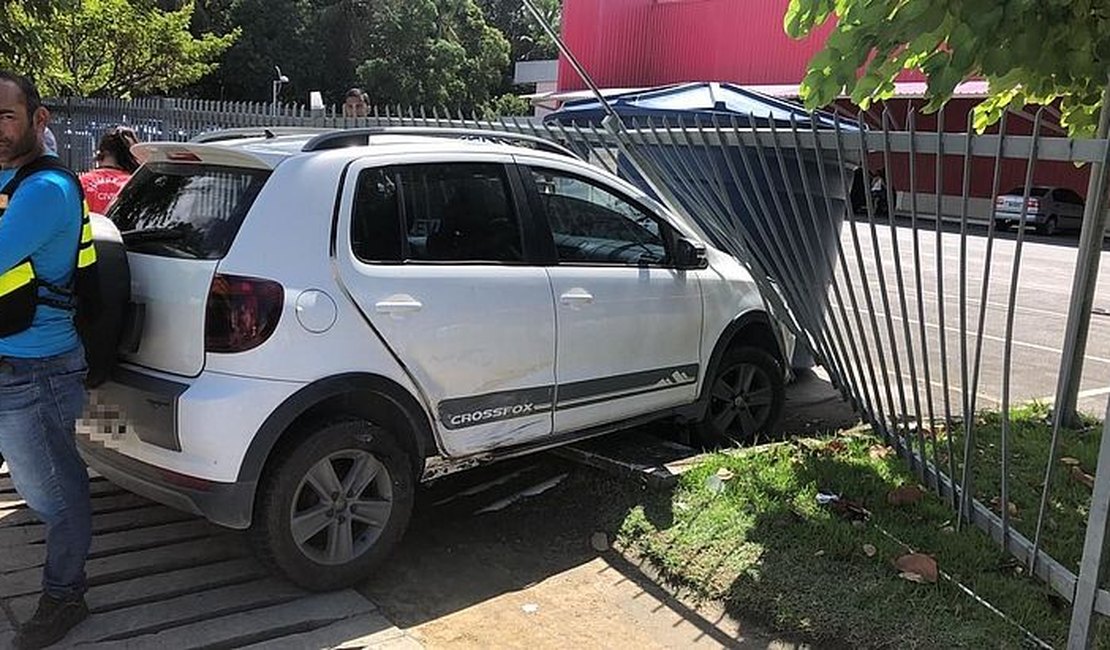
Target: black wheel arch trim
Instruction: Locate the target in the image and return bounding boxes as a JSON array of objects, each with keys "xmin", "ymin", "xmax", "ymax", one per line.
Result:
[
  {"xmin": 698, "ymin": 310, "xmax": 783, "ymax": 406},
  {"xmin": 236, "ymin": 373, "xmax": 437, "ymax": 485}
]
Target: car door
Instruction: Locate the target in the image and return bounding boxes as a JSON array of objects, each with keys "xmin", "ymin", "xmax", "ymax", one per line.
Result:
[
  {"xmin": 516, "ymin": 157, "xmax": 704, "ymax": 434},
  {"xmin": 334, "ymin": 152, "xmax": 556, "ymax": 457}
]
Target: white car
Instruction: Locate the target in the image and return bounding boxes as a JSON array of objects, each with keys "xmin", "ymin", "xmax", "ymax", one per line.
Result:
[
  {"xmin": 993, "ymin": 186, "xmax": 1085, "ymax": 236},
  {"xmin": 78, "ymin": 127, "xmax": 791, "ymax": 590}
]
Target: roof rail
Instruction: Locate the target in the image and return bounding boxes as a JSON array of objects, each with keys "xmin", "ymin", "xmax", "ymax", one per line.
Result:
[
  {"xmin": 191, "ymin": 126, "xmax": 335, "ymax": 144},
  {"xmin": 299, "ymin": 127, "xmax": 581, "ymax": 160}
]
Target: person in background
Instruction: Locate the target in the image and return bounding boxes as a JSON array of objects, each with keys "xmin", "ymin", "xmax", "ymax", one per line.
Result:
[
  {"xmin": 342, "ymin": 87, "xmax": 369, "ymax": 118},
  {"xmin": 79, "ymin": 126, "xmax": 139, "ymax": 215}
]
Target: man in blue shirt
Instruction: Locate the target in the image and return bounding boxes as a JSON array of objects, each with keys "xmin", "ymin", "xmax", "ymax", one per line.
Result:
[{"xmin": 0, "ymin": 71, "xmax": 91, "ymax": 649}]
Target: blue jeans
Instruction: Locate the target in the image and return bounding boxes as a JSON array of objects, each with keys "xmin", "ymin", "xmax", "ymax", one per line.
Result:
[{"xmin": 0, "ymin": 347, "xmax": 90, "ymax": 599}]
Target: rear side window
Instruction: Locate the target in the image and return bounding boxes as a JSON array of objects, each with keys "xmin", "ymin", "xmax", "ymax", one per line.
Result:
[
  {"xmin": 351, "ymin": 162, "xmax": 523, "ymax": 263},
  {"xmin": 110, "ymin": 163, "xmax": 270, "ymax": 259}
]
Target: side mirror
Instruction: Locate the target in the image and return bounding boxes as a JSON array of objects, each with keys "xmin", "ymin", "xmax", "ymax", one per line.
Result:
[{"xmin": 674, "ymin": 237, "xmax": 708, "ymax": 270}]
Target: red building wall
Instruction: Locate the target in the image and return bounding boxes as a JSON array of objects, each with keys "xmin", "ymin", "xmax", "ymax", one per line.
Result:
[
  {"xmin": 559, "ymin": 0, "xmax": 834, "ymax": 91},
  {"xmin": 558, "ymin": 0, "xmax": 1088, "ymax": 202}
]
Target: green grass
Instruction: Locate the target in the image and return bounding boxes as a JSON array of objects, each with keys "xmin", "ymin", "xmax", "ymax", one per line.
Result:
[
  {"xmin": 941, "ymin": 401, "xmax": 1103, "ymax": 574},
  {"xmin": 616, "ymin": 425, "xmax": 1107, "ymax": 649}
]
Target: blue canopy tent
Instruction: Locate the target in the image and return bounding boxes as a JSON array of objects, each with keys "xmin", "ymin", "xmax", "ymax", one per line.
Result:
[
  {"xmin": 545, "ymin": 83, "xmax": 861, "ymax": 368},
  {"xmin": 545, "ymin": 81, "xmax": 846, "ymax": 129}
]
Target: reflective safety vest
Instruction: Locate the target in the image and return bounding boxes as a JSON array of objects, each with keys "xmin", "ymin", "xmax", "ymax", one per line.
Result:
[{"xmin": 0, "ymin": 156, "xmax": 99, "ymax": 338}]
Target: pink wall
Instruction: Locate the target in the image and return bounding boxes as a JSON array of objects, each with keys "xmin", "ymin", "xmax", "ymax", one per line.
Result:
[{"xmin": 559, "ymin": 0, "xmax": 833, "ymax": 91}]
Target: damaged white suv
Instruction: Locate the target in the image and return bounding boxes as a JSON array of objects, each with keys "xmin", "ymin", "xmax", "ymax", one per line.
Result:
[{"xmin": 79, "ymin": 127, "xmax": 791, "ymax": 590}]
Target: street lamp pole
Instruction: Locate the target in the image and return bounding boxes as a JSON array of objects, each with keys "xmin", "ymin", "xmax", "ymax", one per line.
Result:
[{"xmin": 271, "ymin": 66, "xmax": 289, "ymax": 118}]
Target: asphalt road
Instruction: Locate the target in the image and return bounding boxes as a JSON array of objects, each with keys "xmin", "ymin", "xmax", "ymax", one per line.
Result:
[{"xmin": 806, "ymin": 217, "xmax": 1110, "ymax": 420}]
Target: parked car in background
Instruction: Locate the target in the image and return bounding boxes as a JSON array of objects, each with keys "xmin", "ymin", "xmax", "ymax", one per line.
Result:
[{"xmin": 993, "ymin": 186, "xmax": 1085, "ymax": 236}]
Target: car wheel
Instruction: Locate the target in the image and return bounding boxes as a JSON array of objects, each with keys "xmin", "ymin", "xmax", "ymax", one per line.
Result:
[
  {"xmin": 251, "ymin": 418, "xmax": 414, "ymax": 591},
  {"xmin": 694, "ymin": 346, "xmax": 785, "ymax": 447},
  {"xmin": 995, "ymin": 220, "xmax": 1013, "ymax": 232},
  {"xmin": 1037, "ymin": 216, "xmax": 1058, "ymax": 236}
]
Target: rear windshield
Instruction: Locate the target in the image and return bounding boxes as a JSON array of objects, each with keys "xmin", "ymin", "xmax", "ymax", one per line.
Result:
[
  {"xmin": 1003, "ymin": 187, "xmax": 1049, "ymax": 197},
  {"xmin": 109, "ymin": 163, "xmax": 270, "ymax": 259}
]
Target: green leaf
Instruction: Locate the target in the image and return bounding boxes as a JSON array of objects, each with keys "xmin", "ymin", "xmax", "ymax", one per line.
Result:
[{"xmin": 789, "ymin": 0, "xmax": 1110, "ymax": 136}]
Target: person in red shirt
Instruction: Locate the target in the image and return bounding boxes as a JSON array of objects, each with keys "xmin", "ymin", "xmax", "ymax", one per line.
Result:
[{"xmin": 79, "ymin": 126, "xmax": 139, "ymax": 214}]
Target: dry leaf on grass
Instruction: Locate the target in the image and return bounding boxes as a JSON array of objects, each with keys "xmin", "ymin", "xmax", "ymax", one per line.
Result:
[
  {"xmin": 814, "ymin": 550, "xmax": 826, "ymax": 557},
  {"xmin": 863, "ymin": 544, "xmax": 877, "ymax": 557},
  {"xmin": 869, "ymin": 445, "xmax": 893, "ymax": 460},
  {"xmin": 715, "ymin": 468, "xmax": 736, "ymax": 481},
  {"xmin": 989, "ymin": 496, "xmax": 1019, "ymax": 517},
  {"xmin": 1071, "ymin": 465, "xmax": 1096, "ymax": 489},
  {"xmin": 1061, "ymin": 457, "xmax": 1082, "ymax": 467},
  {"xmin": 887, "ymin": 484, "xmax": 925, "ymax": 506},
  {"xmin": 825, "ymin": 439, "xmax": 849, "ymax": 455},
  {"xmin": 894, "ymin": 553, "xmax": 938, "ymax": 584}
]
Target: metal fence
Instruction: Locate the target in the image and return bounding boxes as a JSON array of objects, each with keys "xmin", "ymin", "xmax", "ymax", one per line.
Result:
[
  {"xmin": 44, "ymin": 97, "xmax": 544, "ymax": 172},
  {"xmin": 48, "ymin": 96, "xmax": 1110, "ymax": 646}
]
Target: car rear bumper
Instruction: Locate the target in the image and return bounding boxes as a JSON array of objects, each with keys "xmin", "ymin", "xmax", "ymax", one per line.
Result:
[
  {"xmin": 78, "ymin": 434, "xmax": 256, "ymax": 529},
  {"xmin": 993, "ymin": 209, "xmax": 1045, "ymax": 224}
]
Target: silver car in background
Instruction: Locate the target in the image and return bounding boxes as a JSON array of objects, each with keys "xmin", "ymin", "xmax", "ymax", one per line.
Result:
[{"xmin": 993, "ymin": 186, "xmax": 1084, "ymax": 236}]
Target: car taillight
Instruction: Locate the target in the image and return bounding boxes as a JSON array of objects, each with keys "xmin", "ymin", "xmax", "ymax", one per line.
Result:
[
  {"xmin": 205, "ymin": 274, "xmax": 284, "ymax": 353},
  {"xmin": 1028, "ymin": 198, "xmax": 1040, "ymax": 209}
]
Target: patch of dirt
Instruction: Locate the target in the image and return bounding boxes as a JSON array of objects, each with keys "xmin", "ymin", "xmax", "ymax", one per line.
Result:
[{"xmin": 359, "ymin": 460, "xmax": 802, "ymax": 649}]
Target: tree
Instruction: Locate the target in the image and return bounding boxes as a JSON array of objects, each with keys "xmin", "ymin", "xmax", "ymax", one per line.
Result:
[
  {"xmin": 0, "ymin": 0, "xmax": 73, "ymax": 73},
  {"xmin": 354, "ymin": 0, "xmax": 510, "ymax": 110},
  {"xmin": 4, "ymin": 0, "xmax": 237, "ymax": 97},
  {"xmin": 484, "ymin": 92, "xmax": 533, "ymax": 118},
  {"xmin": 785, "ymin": 0, "xmax": 1110, "ymax": 137},
  {"xmin": 476, "ymin": 0, "xmax": 560, "ymax": 98},
  {"xmin": 478, "ymin": 0, "xmax": 560, "ymax": 63},
  {"xmin": 182, "ymin": 0, "xmax": 320, "ymax": 102}
]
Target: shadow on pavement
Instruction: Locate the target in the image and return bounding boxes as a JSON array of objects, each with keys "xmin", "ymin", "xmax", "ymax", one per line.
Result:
[
  {"xmin": 879, "ymin": 213, "xmax": 1101, "ymax": 251},
  {"xmin": 356, "ymin": 368, "xmax": 856, "ymax": 647}
]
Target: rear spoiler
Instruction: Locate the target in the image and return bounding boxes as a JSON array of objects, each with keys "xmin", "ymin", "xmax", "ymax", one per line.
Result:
[{"xmin": 131, "ymin": 142, "xmax": 274, "ymax": 170}]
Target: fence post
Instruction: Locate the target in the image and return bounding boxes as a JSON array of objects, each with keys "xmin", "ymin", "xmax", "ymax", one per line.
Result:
[
  {"xmin": 1054, "ymin": 78, "xmax": 1110, "ymax": 427},
  {"xmin": 1068, "ymin": 396, "xmax": 1110, "ymax": 648}
]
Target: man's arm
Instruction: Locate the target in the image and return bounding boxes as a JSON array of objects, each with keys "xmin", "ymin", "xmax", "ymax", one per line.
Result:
[{"xmin": 0, "ymin": 176, "xmax": 69, "ymax": 273}]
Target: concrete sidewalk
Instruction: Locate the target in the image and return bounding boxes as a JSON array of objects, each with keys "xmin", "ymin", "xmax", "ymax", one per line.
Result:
[{"xmin": 0, "ymin": 466, "xmax": 419, "ymax": 649}]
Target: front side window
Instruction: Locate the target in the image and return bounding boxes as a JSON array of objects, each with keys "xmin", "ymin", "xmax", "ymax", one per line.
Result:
[
  {"xmin": 351, "ymin": 162, "xmax": 523, "ymax": 264},
  {"xmin": 529, "ymin": 168, "xmax": 669, "ymax": 266}
]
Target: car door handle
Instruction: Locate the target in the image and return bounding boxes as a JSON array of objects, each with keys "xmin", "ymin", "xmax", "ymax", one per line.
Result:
[
  {"xmin": 375, "ymin": 294, "xmax": 423, "ymax": 314},
  {"xmin": 559, "ymin": 288, "xmax": 594, "ymax": 307}
]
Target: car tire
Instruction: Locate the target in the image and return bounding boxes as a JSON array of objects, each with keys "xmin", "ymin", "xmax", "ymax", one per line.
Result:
[
  {"xmin": 1037, "ymin": 216, "xmax": 1058, "ymax": 236},
  {"xmin": 694, "ymin": 346, "xmax": 785, "ymax": 448},
  {"xmin": 996, "ymin": 220, "xmax": 1013, "ymax": 232},
  {"xmin": 251, "ymin": 418, "xmax": 415, "ymax": 591}
]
